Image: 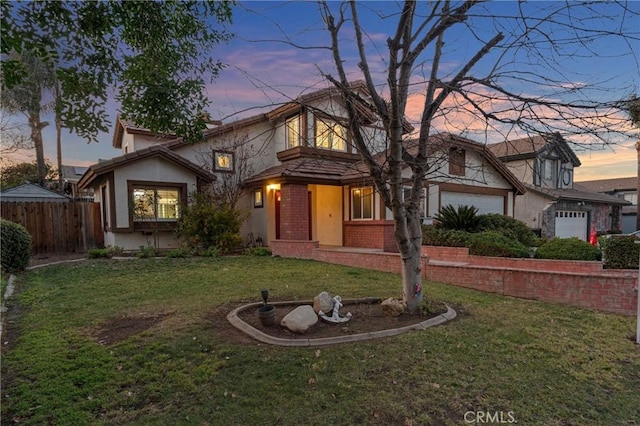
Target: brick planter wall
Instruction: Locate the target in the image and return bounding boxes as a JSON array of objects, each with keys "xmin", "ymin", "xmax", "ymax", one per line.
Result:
[
  {"xmin": 269, "ymin": 242, "xmax": 638, "ymax": 316},
  {"xmin": 344, "ymin": 220, "xmax": 397, "ymax": 252}
]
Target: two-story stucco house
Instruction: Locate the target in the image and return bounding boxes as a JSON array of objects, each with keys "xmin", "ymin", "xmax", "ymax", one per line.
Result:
[
  {"xmin": 79, "ymin": 84, "xmax": 525, "ymax": 251},
  {"xmin": 488, "ymin": 133, "xmax": 630, "ymax": 240}
]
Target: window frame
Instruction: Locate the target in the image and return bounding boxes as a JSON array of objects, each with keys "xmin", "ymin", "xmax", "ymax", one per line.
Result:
[
  {"xmin": 213, "ymin": 150, "xmax": 235, "ymax": 173},
  {"xmin": 351, "ymin": 186, "xmax": 374, "ymax": 220},
  {"xmin": 127, "ymin": 181, "xmax": 187, "ymax": 230},
  {"xmin": 286, "ymin": 115, "xmax": 302, "ymax": 149},
  {"xmin": 253, "ymin": 188, "xmax": 264, "ymax": 208},
  {"xmin": 448, "ymin": 147, "xmax": 465, "ymax": 176},
  {"xmin": 315, "ymin": 118, "xmax": 347, "ymax": 152}
]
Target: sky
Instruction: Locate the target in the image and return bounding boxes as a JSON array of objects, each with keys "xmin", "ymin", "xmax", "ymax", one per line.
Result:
[{"xmin": 5, "ymin": 1, "xmax": 640, "ymax": 182}]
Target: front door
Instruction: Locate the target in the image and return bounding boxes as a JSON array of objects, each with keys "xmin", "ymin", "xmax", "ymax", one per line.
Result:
[{"xmin": 275, "ymin": 190, "xmax": 281, "ymax": 240}]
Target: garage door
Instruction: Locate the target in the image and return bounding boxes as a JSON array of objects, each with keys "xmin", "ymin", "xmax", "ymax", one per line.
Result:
[
  {"xmin": 555, "ymin": 211, "xmax": 587, "ymax": 240},
  {"xmin": 440, "ymin": 192, "xmax": 504, "ymax": 215}
]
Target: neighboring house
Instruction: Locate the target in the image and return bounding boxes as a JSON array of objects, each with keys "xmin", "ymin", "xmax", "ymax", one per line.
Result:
[
  {"xmin": 0, "ymin": 182, "xmax": 71, "ymax": 203},
  {"xmin": 59, "ymin": 164, "xmax": 93, "ymax": 199},
  {"xmin": 488, "ymin": 134, "xmax": 630, "ymax": 240},
  {"xmin": 79, "ymin": 84, "xmax": 525, "ymax": 251},
  {"xmin": 575, "ymin": 177, "xmax": 638, "ymax": 233}
]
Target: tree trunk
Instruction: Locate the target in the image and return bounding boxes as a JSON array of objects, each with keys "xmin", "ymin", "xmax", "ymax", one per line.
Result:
[
  {"xmin": 636, "ymin": 141, "xmax": 639, "ymax": 231},
  {"xmin": 399, "ymin": 233, "xmax": 424, "ymax": 314},
  {"xmin": 56, "ymin": 81, "xmax": 64, "ymax": 194},
  {"xmin": 28, "ymin": 112, "xmax": 46, "ymax": 187}
]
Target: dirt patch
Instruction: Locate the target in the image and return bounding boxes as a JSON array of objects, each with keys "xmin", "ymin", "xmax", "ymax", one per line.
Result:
[
  {"xmin": 227, "ymin": 299, "xmax": 449, "ymax": 342},
  {"xmin": 91, "ymin": 313, "xmax": 169, "ymax": 345}
]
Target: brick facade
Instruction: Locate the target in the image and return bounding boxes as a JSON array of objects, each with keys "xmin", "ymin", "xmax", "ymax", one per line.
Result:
[{"xmin": 279, "ymin": 184, "xmax": 309, "ymax": 240}]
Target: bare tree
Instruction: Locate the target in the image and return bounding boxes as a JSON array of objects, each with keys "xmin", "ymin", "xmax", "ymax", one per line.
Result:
[
  {"xmin": 623, "ymin": 95, "xmax": 640, "ymax": 230},
  {"xmin": 309, "ymin": 1, "xmax": 639, "ymax": 312},
  {"xmin": 0, "ymin": 113, "xmax": 32, "ymax": 157}
]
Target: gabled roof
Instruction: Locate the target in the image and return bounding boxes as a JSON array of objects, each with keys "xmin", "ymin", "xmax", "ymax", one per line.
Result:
[
  {"xmin": 112, "ymin": 117, "xmax": 176, "ymax": 148},
  {"xmin": 575, "ymin": 177, "xmax": 636, "ymax": 193},
  {"xmin": 78, "ymin": 145, "xmax": 215, "ymax": 189},
  {"xmin": 488, "ymin": 133, "xmax": 581, "ymax": 167},
  {"xmin": 524, "ymin": 183, "xmax": 631, "ymax": 205},
  {"xmin": 0, "ymin": 183, "xmax": 71, "ymax": 202},
  {"xmin": 340, "ymin": 133, "xmax": 526, "ymax": 194},
  {"xmin": 163, "ymin": 82, "xmax": 414, "ymax": 151}
]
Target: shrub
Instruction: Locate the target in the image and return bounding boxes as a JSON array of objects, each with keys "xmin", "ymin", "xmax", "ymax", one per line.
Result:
[
  {"xmin": 166, "ymin": 247, "xmax": 191, "ymax": 258},
  {"xmin": 1, "ymin": 219, "xmax": 32, "ymax": 272},
  {"xmin": 87, "ymin": 246, "xmax": 123, "ymax": 259},
  {"xmin": 244, "ymin": 247, "xmax": 272, "ymax": 256},
  {"xmin": 422, "ymin": 225, "xmax": 469, "ymax": 247},
  {"xmin": 434, "ymin": 204, "xmax": 480, "ymax": 232},
  {"xmin": 177, "ymin": 193, "xmax": 245, "ymax": 254},
  {"xmin": 534, "ymin": 237, "xmax": 601, "ymax": 261},
  {"xmin": 477, "ymin": 214, "xmax": 539, "ymax": 247},
  {"xmin": 199, "ymin": 246, "xmax": 221, "ymax": 258},
  {"xmin": 466, "ymin": 231, "xmax": 531, "ymax": 258},
  {"xmin": 602, "ymin": 236, "xmax": 639, "ymax": 269},
  {"xmin": 136, "ymin": 245, "xmax": 159, "ymax": 258}
]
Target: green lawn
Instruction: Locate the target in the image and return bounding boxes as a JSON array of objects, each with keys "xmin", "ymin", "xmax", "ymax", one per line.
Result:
[{"xmin": 1, "ymin": 257, "xmax": 638, "ymax": 425}]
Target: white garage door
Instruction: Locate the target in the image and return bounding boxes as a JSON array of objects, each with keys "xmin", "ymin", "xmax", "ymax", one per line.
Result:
[
  {"xmin": 440, "ymin": 192, "xmax": 504, "ymax": 215},
  {"xmin": 555, "ymin": 211, "xmax": 587, "ymax": 240}
]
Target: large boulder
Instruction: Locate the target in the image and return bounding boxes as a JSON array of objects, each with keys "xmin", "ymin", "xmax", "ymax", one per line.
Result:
[
  {"xmin": 313, "ymin": 291, "xmax": 334, "ymax": 314},
  {"xmin": 281, "ymin": 305, "xmax": 318, "ymax": 333},
  {"xmin": 381, "ymin": 297, "xmax": 405, "ymax": 317}
]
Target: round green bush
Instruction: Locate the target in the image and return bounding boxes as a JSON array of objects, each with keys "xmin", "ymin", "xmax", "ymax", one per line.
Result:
[
  {"xmin": 466, "ymin": 231, "xmax": 531, "ymax": 258},
  {"xmin": 422, "ymin": 225, "xmax": 469, "ymax": 247},
  {"xmin": 534, "ymin": 237, "xmax": 601, "ymax": 261},
  {"xmin": 602, "ymin": 236, "xmax": 639, "ymax": 269},
  {"xmin": 477, "ymin": 213, "xmax": 539, "ymax": 247},
  {"xmin": 1, "ymin": 219, "xmax": 33, "ymax": 272}
]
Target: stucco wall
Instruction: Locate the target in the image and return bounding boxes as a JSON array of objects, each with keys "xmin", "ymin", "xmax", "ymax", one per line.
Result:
[{"xmin": 112, "ymin": 157, "xmax": 198, "ymax": 230}]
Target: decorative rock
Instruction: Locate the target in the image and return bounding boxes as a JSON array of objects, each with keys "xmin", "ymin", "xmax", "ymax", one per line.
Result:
[
  {"xmin": 381, "ymin": 297, "xmax": 405, "ymax": 317},
  {"xmin": 281, "ymin": 305, "xmax": 318, "ymax": 333},
  {"xmin": 313, "ymin": 291, "xmax": 334, "ymax": 314}
]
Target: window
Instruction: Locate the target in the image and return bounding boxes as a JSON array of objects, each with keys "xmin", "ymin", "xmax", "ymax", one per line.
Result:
[
  {"xmin": 449, "ymin": 148, "xmax": 465, "ymax": 176},
  {"xmin": 286, "ymin": 116, "xmax": 301, "ymax": 149},
  {"xmin": 132, "ymin": 187, "xmax": 180, "ymax": 222},
  {"xmin": 316, "ymin": 119, "xmax": 347, "ymax": 151},
  {"xmin": 213, "ymin": 151, "xmax": 234, "ymax": 172},
  {"xmin": 543, "ymin": 159, "xmax": 554, "ymax": 180},
  {"xmin": 253, "ymin": 188, "xmax": 264, "ymax": 208},
  {"xmin": 351, "ymin": 187, "xmax": 373, "ymax": 220}
]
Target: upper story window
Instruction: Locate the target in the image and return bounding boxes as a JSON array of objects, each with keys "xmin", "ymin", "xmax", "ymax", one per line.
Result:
[
  {"xmin": 542, "ymin": 159, "xmax": 554, "ymax": 180},
  {"xmin": 351, "ymin": 186, "xmax": 373, "ymax": 220},
  {"xmin": 315, "ymin": 119, "xmax": 347, "ymax": 152},
  {"xmin": 449, "ymin": 147, "xmax": 465, "ymax": 176},
  {"xmin": 213, "ymin": 150, "xmax": 234, "ymax": 173},
  {"xmin": 286, "ymin": 116, "xmax": 301, "ymax": 149}
]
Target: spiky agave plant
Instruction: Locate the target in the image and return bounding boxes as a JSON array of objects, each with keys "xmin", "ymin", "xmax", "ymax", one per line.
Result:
[{"xmin": 434, "ymin": 204, "xmax": 480, "ymax": 232}]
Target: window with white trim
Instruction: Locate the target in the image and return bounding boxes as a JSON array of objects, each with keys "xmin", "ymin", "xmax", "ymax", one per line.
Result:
[
  {"xmin": 316, "ymin": 119, "xmax": 347, "ymax": 151},
  {"xmin": 286, "ymin": 115, "xmax": 301, "ymax": 149},
  {"xmin": 351, "ymin": 187, "xmax": 373, "ymax": 220}
]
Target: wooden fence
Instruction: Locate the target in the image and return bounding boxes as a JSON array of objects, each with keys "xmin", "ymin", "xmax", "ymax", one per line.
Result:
[{"xmin": 1, "ymin": 202, "xmax": 104, "ymax": 254}]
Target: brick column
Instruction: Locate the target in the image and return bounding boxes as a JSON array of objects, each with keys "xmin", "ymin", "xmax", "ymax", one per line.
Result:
[{"xmin": 280, "ymin": 183, "xmax": 309, "ymax": 240}]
